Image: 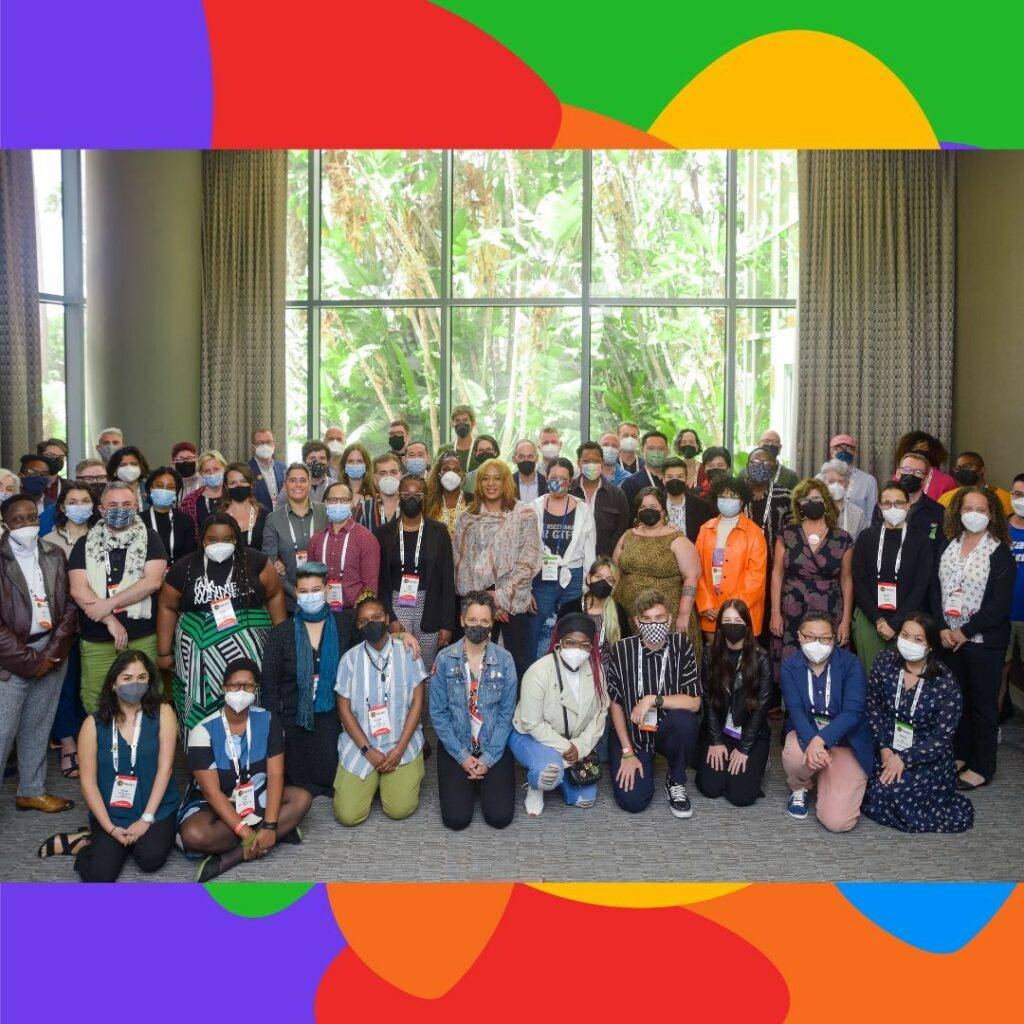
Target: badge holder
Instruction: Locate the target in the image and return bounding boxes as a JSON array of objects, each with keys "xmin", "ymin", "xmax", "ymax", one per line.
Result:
[
  {"xmin": 397, "ymin": 573, "xmax": 420, "ymax": 606},
  {"xmin": 877, "ymin": 581, "xmax": 897, "ymax": 612},
  {"xmin": 368, "ymin": 703, "xmax": 392, "ymax": 738},
  {"xmin": 326, "ymin": 581, "xmax": 344, "ymax": 605},
  {"xmin": 722, "ymin": 710, "xmax": 742, "ymax": 741},
  {"xmin": 211, "ymin": 596, "xmax": 238, "ymax": 631},
  {"xmin": 295, "ymin": 548, "xmax": 308, "ymax": 568},
  {"xmin": 542, "ymin": 552, "xmax": 559, "ymax": 582},
  {"xmin": 109, "ymin": 774, "xmax": 138, "ymax": 808},
  {"xmin": 232, "ymin": 780, "xmax": 257, "ymax": 819},
  {"xmin": 639, "ymin": 705, "xmax": 658, "ymax": 733},
  {"xmin": 892, "ymin": 719, "xmax": 914, "ymax": 752}
]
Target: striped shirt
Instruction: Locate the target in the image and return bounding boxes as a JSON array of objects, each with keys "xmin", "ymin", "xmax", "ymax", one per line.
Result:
[
  {"xmin": 334, "ymin": 637, "xmax": 426, "ymax": 779},
  {"xmin": 605, "ymin": 634, "xmax": 702, "ymax": 752}
]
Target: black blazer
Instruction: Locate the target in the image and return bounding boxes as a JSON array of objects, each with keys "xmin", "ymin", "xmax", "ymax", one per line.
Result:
[
  {"xmin": 260, "ymin": 610, "xmax": 356, "ymax": 727},
  {"xmin": 871, "ymin": 494, "xmax": 945, "ymax": 547},
  {"xmin": 682, "ymin": 490, "xmax": 715, "ymax": 545},
  {"xmin": 852, "ymin": 522, "xmax": 933, "ymax": 630},
  {"xmin": 700, "ymin": 645, "xmax": 772, "ymax": 753},
  {"xmin": 569, "ymin": 479, "xmax": 631, "ymax": 557},
  {"xmin": 374, "ymin": 516, "xmax": 458, "ymax": 633},
  {"xmin": 556, "ymin": 594, "xmax": 631, "ymax": 640},
  {"xmin": 514, "ymin": 470, "xmax": 548, "ymax": 499},
  {"xmin": 929, "ymin": 537, "xmax": 1016, "ymax": 648},
  {"xmin": 146, "ymin": 508, "xmax": 198, "ymax": 565},
  {"xmin": 620, "ymin": 468, "xmax": 663, "ymax": 508}
]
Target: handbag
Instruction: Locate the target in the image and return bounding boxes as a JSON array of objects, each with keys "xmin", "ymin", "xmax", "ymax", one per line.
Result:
[{"xmin": 553, "ymin": 653, "xmax": 602, "ymax": 787}]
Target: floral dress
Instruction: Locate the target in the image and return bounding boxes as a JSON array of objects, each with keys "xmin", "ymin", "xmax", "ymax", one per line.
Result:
[
  {"xmin": 778, "ymin": 523, "xmax": 853, "ymax": 661},
  {"xmin": 861, "ymin": 650, "xmax": 974, "ymax": 833}
]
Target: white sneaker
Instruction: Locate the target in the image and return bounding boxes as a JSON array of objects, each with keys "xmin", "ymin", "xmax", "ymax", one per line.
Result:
[{"xmin": 525, "ymin": 785, "xmax": 545, "ymax": 816}]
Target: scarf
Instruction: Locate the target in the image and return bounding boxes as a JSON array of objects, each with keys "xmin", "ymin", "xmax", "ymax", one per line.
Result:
[
  {"xmin": 294, "ymin": 602, "xmax": 340, "ymax": 730},
  {"xmin": 84, "ymin": 520, "xmax": 152, "ymax": 620}
]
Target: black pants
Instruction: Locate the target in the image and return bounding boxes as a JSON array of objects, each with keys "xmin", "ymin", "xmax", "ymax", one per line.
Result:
[
  {"xmin": 74, "ymin": 812, "xmax": 177, "ymax": 882},
  {"xmin": 695, "ymin": 730, "xmax": 770, "ymax": 807},
  {"xmin": 436, "ymin": 744, "xmax": 515, "ymax": 830},
  {"xmin": 491, "ymin": 613, "xmax": 533, "ymax": 689},
  {"xmin": 945, "ymin": 643, "xmax": 1004, "ymax": 780},
  {"xmin": 609, "ymin": 709, "xmax": 700, "ymax": 813}
]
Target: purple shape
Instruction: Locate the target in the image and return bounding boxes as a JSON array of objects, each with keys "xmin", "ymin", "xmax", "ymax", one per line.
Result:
[
  {"xmin": 940, "ymin": 141, "xmax": 982, "ymax": 150},
  {"xmin": 0, "ymin": 0, "xmax": 212, "ymax": 147},
  {"xmin": 1, "ymin": 883, "xmax": 345, "ymax": 1021}
]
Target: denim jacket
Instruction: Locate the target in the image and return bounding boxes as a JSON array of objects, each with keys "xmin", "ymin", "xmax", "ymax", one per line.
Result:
[{"xmin": 429, "ymin": 639, "xmax": 518, "ymax": 767}]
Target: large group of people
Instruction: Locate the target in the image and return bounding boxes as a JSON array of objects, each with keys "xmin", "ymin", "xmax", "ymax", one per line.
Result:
[{"xmin": 2, "ymin": 413, "xmax": 1021, "ymax": 882}]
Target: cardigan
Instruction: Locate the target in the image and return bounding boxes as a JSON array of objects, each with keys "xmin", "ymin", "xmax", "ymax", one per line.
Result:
[
  {"xmin": 930, "ymin": 536, "xmax": 1016, "ymax": 648},
  {"xmin": 530, "ymin": 494, "xmax": 596, "ymax": 588},
  {"xmin": 852, "ymin": 522, "xmax": 934, "ymax": 630}
]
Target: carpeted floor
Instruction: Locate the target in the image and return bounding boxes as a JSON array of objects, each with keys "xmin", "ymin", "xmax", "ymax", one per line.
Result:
[{"xmin": 3, "ymin": 718, "xmax": 1022, "ymax": 882}]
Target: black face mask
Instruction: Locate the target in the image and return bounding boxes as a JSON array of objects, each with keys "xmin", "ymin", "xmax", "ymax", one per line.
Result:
[
  {"xmin": 176, "ymin": 460, "xmax": 197, "ymax": 479},
  {"xmin": 953, "ymin": 467, "xmax": 980, "ymax": 486},
  {"xmin": 475, "ymin": 450, "xmax": 496, "ymax": 463},
  {"xmin": 899, "ymin": 473, "xmax": 923, "ymax": 495},
  {"xmin": 720, "ymin": 622, "xmax": 748, "ymax": 644},
  {"xmin": 46, "ymin": 456, "xmax": 64, "ymax": 475},
  {"xmin": 78, "ymin": 481, "xmax": 105, "ymax": 502},
  {"xmin": 388, "ymin": 434, "xmax": 405, "ymax": 452},
  {"xmin": 761, "ymin": 443, "xmax": 782, "ymax": 457},
  {"xmin": 588, "ymin": 578, "xmax": 613, "ymax": 600},
  {"xmin": 454, "ymin": 422, "xmax": 472, "ymax": 439},
  {"xmin": 227, "ymin": 485, "xmax": 252, "ymax": 503},
  {"xmin": 800, "ymin": 498, "xmax": 826, "ymax": 520},
  {"xmin": 665, "ymin": 478, "xmax": 686, "ymax": 497},
  {"xmin": 463, "ymin": 624, "xmax": 490, "ymax": 645},
  {"xmin": 399, "ymin": 495, "xmax": 424, "ymax": 518},
  {"xmin": 308, "ymin": 461, "xmax": 328, "ymax": 479},
  {"xmin": 637, "ymin": 507, "xmax": 662, "ymax": 527},
  {"xmin": 706, "ymin": 468, "xmax": 728, "ymax": 483},
  {"xmin": 359, "ymin": 620, "xmax": 388, "ymax": 644},
  {"xmin": 516, "ymin": 460, "xmax": 536, "ymax": 477},
  {"xmin": 678, "ymin": 444, "xmax": 698, "ymax": 460}
]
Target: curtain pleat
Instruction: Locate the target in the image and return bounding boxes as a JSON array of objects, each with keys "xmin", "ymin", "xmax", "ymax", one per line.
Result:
[{"xmin": 795, "ymin": 150, "xmax": 956, "ymax": 480}]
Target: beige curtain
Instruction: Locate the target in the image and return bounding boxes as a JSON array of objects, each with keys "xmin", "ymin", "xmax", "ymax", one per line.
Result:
[
  {"xmin": 795, "ymin": 151, "xmax": 956, "ymax": 480},
  {"xmin": 200, "ymin": 151, "xmax": 287, "ymax": 458},
  {"xmin": 0, "ymin": 151, "xmax": 42, "ymax": 469}
]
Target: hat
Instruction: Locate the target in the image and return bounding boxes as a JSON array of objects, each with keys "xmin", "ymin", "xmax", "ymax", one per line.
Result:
[
  {"xmin": 556, "ymin": 612, "xmax": 597, "ymax": 641},
  {"xmin": 830, "ymin": 434, "xmax": 857, "ymax": 449}
]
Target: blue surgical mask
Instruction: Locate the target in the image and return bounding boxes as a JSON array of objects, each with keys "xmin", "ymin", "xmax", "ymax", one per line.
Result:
[
  {"xmin": 103, "ymin": 506, "xmax": 136, "ymax": 529},
  {"xmin": 297, "ymin": 590, "xmax": 327, "ymax": 615},
  {"xmin": 834, "ymin": 450, "xmax": 854, "ymax": 465},
  {"xmin": 202, "ymin": 472, "xmax": 224, "ymax": 489},
  {"xmin": 717, "ymin": 497, "xmax": 742, "ymax": 518},
  {"xmin": 149, "ymin": 488, "xmax": 176, "ymax": 509},
  {"xmin": 64, "ymin": 503, "xmax": 93, "ymax": 524},
  {"xmin": 346, "ymin": 462, "xmax": 366, "ymax": 480},
  {"xmin": 405, "ymin": 457, "xmax": 428, "ymax": 477},
  {"xmin": 326, "ymin": 503, "xmax": 352, "ymax": 523}
]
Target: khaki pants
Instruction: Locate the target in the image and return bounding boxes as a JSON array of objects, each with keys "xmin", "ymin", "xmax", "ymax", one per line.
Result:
[
  {"xmin": 782, "ymin": 730, "xmax": 866, "ymax": 833},
  {"xmin": 333, "ymin": 753, "xmax": 424, "ymax": 826}
]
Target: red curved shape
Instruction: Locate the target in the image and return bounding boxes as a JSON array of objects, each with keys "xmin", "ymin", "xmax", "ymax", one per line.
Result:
[
  {"xmin": 316, "ymin": 885, "xmax": 789, "ymax": 1019},
  {"xmin": 202, "ymin": 0, "xmax": 562, "ymax": 147}
]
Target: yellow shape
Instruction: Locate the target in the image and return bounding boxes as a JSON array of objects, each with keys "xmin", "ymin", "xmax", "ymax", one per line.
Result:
[
  {"xmin": 528, "ymin": 882, "xmax": 751, "ymax": 908},
  {"xmin": 649, "ymin": 30, "xmax": 938, "ymax": 148}
]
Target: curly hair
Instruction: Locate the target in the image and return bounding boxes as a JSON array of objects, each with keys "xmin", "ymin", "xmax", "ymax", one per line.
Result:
[
  {"xmin": 790, "ymin": 478, "xmax": 839, "ymax": 528},
  {"xmin": 424, "ymin": 450, "xmax": 465, "ymax": 520},
  {"xmin": 942, "ymin": 485, "xmax": 1011, "ymax": 545},
  {"xmin": 894, "ymin": 430, "xmax": 948, "ymax": 470},
  {"xmin": 710, "ymin": 473, "xmax": 752, "ymax": 505}
]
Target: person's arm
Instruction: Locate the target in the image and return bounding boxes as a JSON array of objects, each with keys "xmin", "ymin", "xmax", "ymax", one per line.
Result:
[
  {"xmin": 262, "ymin": 513, "xmax": 279, "ymax": 560},
  {"xmin": 496, "ymin": 508, "xmax": 542, "ymax": 614},
  {"xmin": 428, "ymin": 659, "xmax": 470, "ymax": 765},
  {"xmin": 851, "ymin": 532, "xmax": 879, "ymax": 624},
  {"xmin": 961, "ymin": 546, "xmax": 1016, "ymax": 640},
  {"xmin": 337, "ymin": 696, "xmax": 386, "ymax": 773},
  {"xmin": 379, "ymin": 533, "xmax": 400, "ymax": 628},
  {"xmin": 838, "ymin": 547, "xmax": 854, "ymax": 645},
  {"xmin": 259, "ymin": 560, "xmax": 287, "ymax": 625},
  {"xmin": 108, "ymin": 558, "xmax": 167, "ymax": 610},
  {"xmin": 155, "ymin": 582, "xmax": 181, "ymax": 670},
  {"xmin": 380, "ymin": 676, "xmax": 424, "ymax": 773},
  {"xmin": 780, "ymin": 661, "xmax": 818, "ymax": 748},
  {"xmin": 738, "ymin": 650, "xmax": 773, "ymax": 754},
  {"xmin": 361, "ymin": 528, "xmax": 381, "ymax": 599},
  {"xmin": 735, "ymin": 528, "xmax": 768, "ymax": 629},
  {"xmin": 769, "ymin": 537, "xmax": 785, "ymax": 634},
  {"xmin": 694, "ymin": 532, "xmax": 715, "ymax": 622},
  {"xmin": 436, "ymin": 528, "xmax": 457, "ymax": 636},
  {"xmin": 41, "ymin": 563, "xmax": 78, "ymax": 666},
  {"xmin": 69, "ymin": 566, "xmax": 103, "ymax": 613},
  {"xmin": 581, "ymin": 504, "xmax": 597, "ymax": 582},
  {"xmin": 125, "ymin": 705, "xmax": 178, "ymax": 842},
  {"xmin": 480, "ymin": 652, "xmax": 518, "ymax": 768},
  {"xmin": 515, "ymin": 663, "xmax": 571, "ymax": 754},
  {"xmin": 701, "ymin": 650, "xmax": 724, "ymax": 744},
  {"xmin": 77, "ymin": 716, "xmax": 127, "ymax": 843},
  {"xmin": 255, "ymin": 752, "xmax": 285, "ymax": 853},
  {"xmin": 672, "ymin": 536, "xmax": 701, "ymax": 631},
  {"xmin": 818, "ymin": 658, "xmax": 867, "ymax": 748}
]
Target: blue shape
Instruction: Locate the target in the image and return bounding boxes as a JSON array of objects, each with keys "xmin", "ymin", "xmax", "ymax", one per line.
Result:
[{"xmin": 838, "ymin": 882, "xmax": 1015, "ymax": 953}]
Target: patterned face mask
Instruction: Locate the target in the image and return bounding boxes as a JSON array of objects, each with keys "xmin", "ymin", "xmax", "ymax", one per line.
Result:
[
  {"xmin": 636, "ymin": 620, "xmax": 670, "ymax": 648},
  {"xmin": 103, "ymin": 506, "xmax": 136, "ymax": 529}
]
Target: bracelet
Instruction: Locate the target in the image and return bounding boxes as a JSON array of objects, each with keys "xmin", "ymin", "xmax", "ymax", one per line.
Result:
[
  {"xmin": 261, "ymin": 821, "xmax": 278, "ymax": 830},
  {"xmin": 232, "ymin": 820, "xmax": 248, "ymax": 836},
  {"xmin": 621, "ymin": 751, "xmax": 636, "ymax": 759}
]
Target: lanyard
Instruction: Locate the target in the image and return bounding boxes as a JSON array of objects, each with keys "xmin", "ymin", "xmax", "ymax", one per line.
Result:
[
  {"xmin": 378, "ymin": 498, "xmax": 399, "ymax": 525},
  {"xmin": 202, "ymin": 554, "xmax": 234, "ymax": 593},
  {"xmin": 807, "ymin": 664, "xmax": 832, "ymax": 715},
  {"xmin": 286, "ymin": 510, "xmax": 310, "ymax": 552},
  {"xmin": 895, "ymin": 669, "xmax": 924, "ymax": 721},
  {"xmin": 645, "ymin": 468, "xmax": 659, "ymax": 490},
  {"xmin": 877, "ymin": 524, "xmax": 907, "ymax": 578},
  {"xmin": 246, "ymin": 506, "xmax": 256, "ymax": 545},
  {"xmin": 220, "ymin": 709, "xmax": 252, "ymax": 785},
  {"xmin": 111, "ymin": 710, "xmax": 142, "ymax": 775},
  {"xmin": 150, "ymin": 508, "xmax": 174, "ymax": 561},
  {"xmin": 363, "ymin": 641, "xmax": 393, "ymax": 704},
  {"xmin": 398, "ymin": 519, "xmax": 424, "ymax": 573},
  {"xmin": 637, "ymin": 639, "xmax": 671, "ymax": 697},
  {"xmin": 840, "ymin": 503, "xmax": 849, "ymax": 533},
  {"xmin": 544, "ymin": 496, "xmax": 571, "ymax": 556},
  {"xmin": 333, "ymin": 526, "xmax": 352, "ymax": 578}
]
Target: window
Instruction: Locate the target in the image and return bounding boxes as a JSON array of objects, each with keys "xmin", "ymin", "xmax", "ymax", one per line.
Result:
[{"xmin": 286, "ymin": 151, "xmax": 797, "ymax": 464}]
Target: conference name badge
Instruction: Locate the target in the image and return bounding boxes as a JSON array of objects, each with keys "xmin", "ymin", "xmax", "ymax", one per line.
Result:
[
  {"xmin": 877, "ymin": 581, "xmax": 897, "ymax": 611},
  {"xmin": 640, "ymin": 705, "xmax": 658, "ymax": 733},
  {"xmin": 397, "ymin": 573, "xmax": 420, "ymax": 606},
  {"xmin": 232, "ymin": 781, "xmax": 256, "ymax": 818},
  {"xmin": 893, "ymin": 719, "xmax": 914, "ymax": 752},
  {"xmin": 211, "ymin": 596, "xmax": 238, "ymax": 631},
  {"xmin": 109, "ymin": 773, "xmax": 138, "ymax": 808},
  {"xmin": 723, "ymin": 710, "xmax": 742, "ymax": 741},
  {"xmin": 326, "ymin": 582, "xmax": 344, "ymax": 605},
  {"xmin": 944, "ymin": 588, "xmax": 964, "ymax": 620},
  {"xmin": 32, "ymin": 593, "xmax": 52, "ymax": 631},
  {"xmin": 107, "ymin": 582, "xmax": 126, "ymax": 615},
  {"xmin": 813, "ymin": 713, "xmax": 831, "ymax": 730},
  {"xmin": 295, "ymin": 549, "xmax": 308, "ymax": 567},
  {"xmin": 470, "ymin": 708, "xmax": 483, "ymax": 743},
  {"xmin": 542, "ymin": 552, "xmax": 559, "ymax": 582},
  {"xmin": 368, "ymin": 703, "xmax": 392, "ymax": 738}
]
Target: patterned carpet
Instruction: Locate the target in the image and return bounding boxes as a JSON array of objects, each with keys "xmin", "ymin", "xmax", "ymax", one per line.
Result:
[{"xmin": 3, "ymin": 718, "xmax": 1022, "ymax": 882}]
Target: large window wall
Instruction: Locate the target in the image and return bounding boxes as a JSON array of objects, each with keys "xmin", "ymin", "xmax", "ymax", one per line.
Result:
[{"xmin": 286, "ymin": 150, "xmax": 797, "ymax": 464}]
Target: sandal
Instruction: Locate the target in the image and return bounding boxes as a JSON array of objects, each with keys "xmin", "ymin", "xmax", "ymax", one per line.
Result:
[
  {"xmin": 37, "ymin": 828, "xmax": 90, "ymax": 859},
  {"xmin": 60, "ymin": 751, "xmax": 80, "ymax": 778}
]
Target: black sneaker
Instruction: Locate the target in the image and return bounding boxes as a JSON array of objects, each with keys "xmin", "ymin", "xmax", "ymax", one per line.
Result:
[
  {"xmin": 665, "ymin": 776, "xmax": 692, "ymax": 818},
  {"xmin": 277, "ymin": 825, "xmax": 303, "ymax": 845},
  {"xmin": 195, "ymin": 854, "xmax": 224, "ymax": 883}
]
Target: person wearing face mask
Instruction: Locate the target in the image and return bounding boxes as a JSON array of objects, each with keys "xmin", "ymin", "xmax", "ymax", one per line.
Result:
[
  {"xmin": 277, "ymin": 440, "xmax": 332, "ymax": 506},
  {"xmin": 1004, "ymin": 474, "xmax": 1024, "ymax": 723},
  {"xmin": 449, "ymin": 405, "xmax": 476, "ymax": 471},
  {"xmin": 597, "ymin": 431, "xmax": 632, "ymax": 486},
  {"xmin": 660, "ymin": 457, "xmax": 714, "ymax": 544},
  {"xmin": 861, "ymin": 613, "xmax": 974, "ymax": 833},
  {"xmin": 0, "ymin": 467, "xmax": 18, "ymax": 500},
  {"xmin": 95, "ymin": 427, "xmax": 124, "ymax": 466},
  {"xmin": 263, "ymin": 463, "xmax": 329, "ymax": 612},
  {"xmin": 369, "ymin": 452, "xmax": 403, "ymax": 530},
  {"xmin": 387, "ymin": 419, "xmax": 411, "ymax": 461},
  {"xmin": 937, "ymin": 450, "xmax": 1014, "ymax": 515},
  {"xmin": 570, "ymin": 441, "xmax": 630, "ymax": 557},
  {"xmin": 19, "ymin": 454, "xmax": 59, "ymax": 537},
  {"xmin": 512, "ymin": 438, "xmax": 547, "ymax": 502},
  {"xmin": 620, "ymin": 430, "xmax": 671, "ymax": 507},
  {"xmin": 0, "ymin": 494, "xmax": 78, "ymax": 813},
  {"xmin": 37, "ymin": 651, "xmax": 179, "ymax": 878},
  {"xmin": 770, "ymin": 479, "xmax": 855, "ymax": 663},
  {"xmin": 68, "ymin": 482, "xmax": 168, "ymax": 714},
  {"xmin": 700, "ymin": 446, "xmax": 732, "ymax": 491},
  {"xmin": 158, "ymin": 513, "xmax": 285, "ymax": 732},
  {"xmin": 695, "ymin": 476, "xmax": 768, "ymax": 645},
  {"xmin": 510, "ymin": 613, "xmax": 607, "ymax": 816},
  {"xmin": 537, "ymin": 426, "xmax": 563, "ymax": 476},
  {"xmin": 307, "ymin": 481, "xmax": 379, "ymax": 613},
  {"xmin": 872, "ymin": 450, "xmax": 945, "ymax": 547},
  {"xmin": 179, "ymin": 450, "xmax": 229, "ymax": 535},
  {"xmin": 616, "ymin": 422, "xmax": 645, "ymax": 477},
  {"xmin": 892, "ymin": 430, "xmax": 956, "ymax": 501},
  {"xmin": 35, "ymin": 437, "xmax": 69, "ymax": 509},
  {"xmin": 429, "ymin": 592, "xmax": 518, "ymax": 830},
  {"xmin": 820, "ymin": 459, "xmax": 866, "ymax": 540},
  {"xmin": 818, "ymin": 434, "xmax": 877, "ymax": 518},
  {"xmin": 324, "ymin": 426, "xmax": 347, "ymax": 480},
  {"xmin": 463, "ymin": 434, "xmax": 500, "ymax": 491},
  {"xmin": 425, "ymin": 452, "xmax": 472, "ymax": 538},
  {"xmin": 143, "ymin": 466, "xmax": 198, "ymax": 566},
  {"xmin": 756, "ymin": 430, "xmax": 799, "ymax": 490},
  {"xmin": 851, "ymin": 483, "xmax": 934, "ymax": 677},
  {"xmin": 105, "ymin": 446, "xmax": 150, "ymax": 511},
  {"xmin": 171, "ymin": 441, "xmax": 203, "ymax": 497},
  {"xmin": 334, "ymin": 594, "xmax": 427, "ymax": 825},
  {"xmin": 403, "ymin": 439, "xmax": 431, "ymax": 481},
  {"xmin": 73, "ymin": 459, "xmax": 109, "ymax": 504},
  {"xmin": 932, "ymin": 486, "xmax": 1016, "ymax": 790},
  {"xmin": 673, "ymin": 428, "xmax": 710, "ymax": 498},
  {"xmin": 375, "ymin": 475, "xmax": 455, "ymax": 669},
  {"xmin": 217, "ymin": 462, "xmax": 267, "ymax": 550},
  {"xmin": 780, "ymin": 613, "xmax": 872, "ymax": 829},
  {"xmin": 696, "ymin": 599, "xmax": 773, "ymax": 807},
  {"xmin": 557, "ymin": 558, "xmax": 630, "ymax": 677},
  {"xmin": 249, "ymin": 427, "xmax": 287, "ymax": 511},
  {"xmin": 340, "ymin": 442, "xmax": 378, "ymax": 526},
  {"xmin": 179, "ymin": 658, "xmax": 310, "ymax": 881}
]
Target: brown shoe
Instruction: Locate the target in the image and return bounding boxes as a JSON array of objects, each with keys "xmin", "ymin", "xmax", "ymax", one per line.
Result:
[{"xmin": 16, "ymin": 794, "xmax": 74, "ymax": 813}]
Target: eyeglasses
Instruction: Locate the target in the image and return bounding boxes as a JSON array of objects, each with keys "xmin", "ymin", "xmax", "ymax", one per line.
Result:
[
  {"xmin": 559, "ymin": 639, "xmax": 593, "ymax": 652},
  {"xmin": 359, "ymin": 613, "xmax": 387, "ymax": 625},
  {"xmin": 798, "ymin": 631, "xmax": 834, "ymax": 644},
  {"xmin": 879, "ymin": 500, "xmax": 909, "ymax": 510},
  {"xmin": 223, "ymin": 681, "xmax": 257, "ymax": 693},
  {"xmin": 898, "ymin": 466, "xmax": 927, "ymax": 478}
]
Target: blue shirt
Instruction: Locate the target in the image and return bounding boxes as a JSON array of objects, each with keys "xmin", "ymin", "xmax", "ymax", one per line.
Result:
[{"xmin": 1010, "ymin": 524, "xmax": 1024, "ymax": 621}]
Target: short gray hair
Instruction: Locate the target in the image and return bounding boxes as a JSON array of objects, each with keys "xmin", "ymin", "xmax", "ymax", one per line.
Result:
[
  {"xmin": 96, "ymin": 426, "xmax": 123, "ymax": 440},
  {"xmin": 100, "ymin": 481, "xmax": 135, "ymax": 503},
  {"xmin": 821, "ymin": 459, "xmax": 851, "ymax": 479}
]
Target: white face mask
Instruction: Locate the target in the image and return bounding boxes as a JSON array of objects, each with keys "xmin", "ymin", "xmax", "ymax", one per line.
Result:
[
  {"xmin": 1012, "ymin": 496, "xmax": 1024, "ymax": 518},
  {"xmin": 619, "ymin": 436, "xmax": 639, "ymax": 454},
  {"xmin": 116, "ymin": 464, "xmax": 141, "ymax": 484},
  {"xmin": 882, "ymin": 506, "xmax": 907, "ymax": 527},
  {"xmin": 897, "ymin": 636, "xmax": 929, "ymax": 663},
  {"xmin": 540, "ymin": 443, "xmax": 560, "ymax": 461},
  {"xmin": 224, "ymin": 690, "xmax": 255, "ymax": 713},
  {"xmin": 205, "ymin": 542, "xmax": 235, "ymax": 563},
  {"xmin": 254, "ymin": 443, "xmax": 275, "ymax": 461},
  {"xmin": 9, "ymin": 525, "xmax": 39, "ymax": 549},
  {"xmin": 327, "ymin": 440, "xmax": 344, "ymax": 455},
  {"xmin": 601, "ymin": 445, "xmax": 618, "ymax": 465},
  {"xmin": 960, "ymin": 510, "xmax": 990, "ymax": 534},
  {"xmin": 827, "ymin": 482, "xmax": 846, "ymax": 502},
  {"xmin": 440, "ymin": 470, "xmax": 463, "ymax": 492},
  {"xmin": 801, "ymin": 640, "xmax": 833, "ymax": 665},
  {"xmin": 558, "ymin": 646, "xmax": 590, "ymax": 671},
  {"xmin": 377, "ymin": 475, "xmax": 399, "ymax": 497}
]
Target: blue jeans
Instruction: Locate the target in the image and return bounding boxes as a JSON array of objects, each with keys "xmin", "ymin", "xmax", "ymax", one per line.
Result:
[
  {"xmin": 528, "ymin": 567, "xmax": 584, "ymax": 660},
  {"xmin": 508, "ymin": 729, "xmax": 597, "ymax": 806},
  {"xmin": 50, "ymin": 639, "xmax": 84, "ymax": 742}
]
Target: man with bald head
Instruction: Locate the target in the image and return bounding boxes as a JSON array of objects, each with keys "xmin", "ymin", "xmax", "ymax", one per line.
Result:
[{"xmin": 755, "ymin": 430, "xmax": 799, "ymax": 490}]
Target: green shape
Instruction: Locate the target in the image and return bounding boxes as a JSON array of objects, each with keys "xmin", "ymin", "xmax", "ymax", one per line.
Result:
[
  {"xmin": 204, "ymin": 882, "xmax": 315, "ymax": 917},
  {"xmin": 436, "ymin": 1, "xmax": 1024, "ymax": 146}
]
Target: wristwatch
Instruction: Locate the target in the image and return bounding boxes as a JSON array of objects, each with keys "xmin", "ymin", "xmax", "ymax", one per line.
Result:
[
  {"xmin": 655, "ymin": 694, "xmax": 665, "ymax": 709},
  {"xmin": 360, "ymin": 742, "xmax": 370, "ymax": 755},
  {"xmin": 141, "ymin": 812, "xmax": 155, "ymax": 824},
  {"xmin": 262, "ymin": 821, "xmax": 278, "ymax": 830}
]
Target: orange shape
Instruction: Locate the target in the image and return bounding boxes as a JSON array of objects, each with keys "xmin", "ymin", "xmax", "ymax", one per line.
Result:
[
  {"xmin": 650, "ymin": 30, "xmax": 938, "ymax": 148},
  {"xmin": 554, "ymin": 104, "xmax": 670, "ymax": 148},
  {"xmin": 326, "ymin": 883, "xmax": 513, "ymax": 998}
]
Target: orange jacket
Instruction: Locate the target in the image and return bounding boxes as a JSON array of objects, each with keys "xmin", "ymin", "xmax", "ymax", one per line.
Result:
[{"xmin": 695, "ymin": 514, "xmax": 768, "ymax": 634}]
